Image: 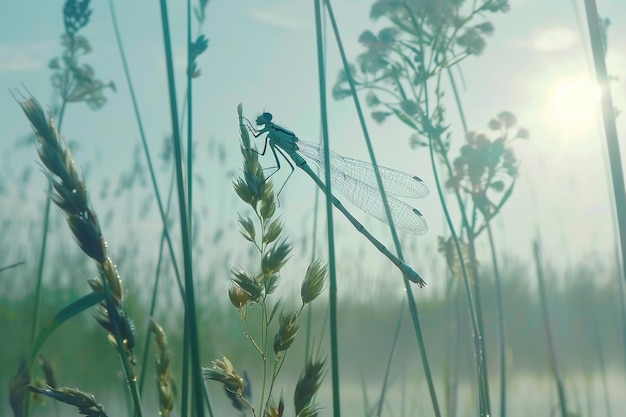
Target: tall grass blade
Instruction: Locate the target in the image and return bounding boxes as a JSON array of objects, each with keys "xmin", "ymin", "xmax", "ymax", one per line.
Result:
[
  {"xmin": 157, "ymin": 1, "xmax": 206, "ymax": 415},
  {"xmin": 446, "ymin": 65, "xmax": 494, "ymax": 415},
  {"xmin": 486, "ymin": 223, "xmax": 507, "ymax": 417},
  {"xmin": 533, "ymin": 240, "xmax": 568, "ymax": 417},
  {"xmin": 29, "ymin": 291, "xmax": 106, "ymax": 365},
  {"xmin": 186, "ymin": 0, "xmax": 194, "ymax": 227},
  {"xmin": 421, "ymin": 82, "xmax": 486, "ymax": 415},
  {"xmin": 107, "ymin": 0, "xmax": 184, "ymax": 297},
  {"xmin": 375, "ymin": 304, "xmax": 404, "ymax": 417},
  {"xmin": 323, "ymin": 1, "xmax": 441, "ymax": 416},
  {"xmin": 582, "ymin": 1, "xmax": 626, "ymax": 284},
  {"xmin": 0, "ymin": 261, "xmax": 26, "ymax": 273},
  {"xmin": 583, "ymin": 0, "xmax": 626, "ymax": 386},
  {"xmin": 313, "ymin": 2, "xmax": 341, "ymax": 416}
]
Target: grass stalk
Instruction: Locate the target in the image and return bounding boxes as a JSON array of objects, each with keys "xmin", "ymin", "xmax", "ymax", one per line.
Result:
[
  {"xmin": 157, "ymin": 1, "xmax": 205, "ymax": 416},
  {"xmin": 486, "ymin": 222, "xmax": 506, "ymax": 417},
  {"xmin": 29, "ymin": 186, "xmax": 52, "ymax": 362},
  {"xmin": 582, "ymin": 0, "xmax": 626, "ymax": 283},
  {"xmin": 323, "ymin": 2, "xmax": 441, "ymax": 416},
  {"xmin": 445, "ymin": 65, "xmax": 495, "ymax": 416},
  {"xmin": 422, "ymin": 81, "xmax": 487, "ymax": 416},
  {"xmin": 109, "ymin": 3, "xmax": 197, "ymax": 410},
  {"xmin": 18, "ymin": 95, "xmax": 143, "ymax": 417},
  {"xmin": 313, "ymin": 2, "xmax": 341, "ymax": 416},
  {"xmin": 107, "ymin": 0, "xmax": 184, "ymax": 298},
  {"xmin": 467, "ymin": 238, "xmax": 491, "ymax": 413},
  {"xmin": 428, "ymin": 129, "xmax": 487, "ymax": 417},
  {"xmin": 186, "ymin": 0, "xmax": 193, "ymax": 227},
  {"xmin": 583, "ymin": 0, "xmax": 626, "ymax": 382},
  {"xmin": 533, "ymin": 240, "xmax": 568, "ymax": 417},
  {"xmin": 447, "ymin": 63, "xmax": 502, "ymax": 415},
  {"xmin": 405, "ymin": 7, "xmax": 496, "ymax": 414},
  {"xmin": 588, "ymin": 309, "xmax": 613, "ymax": 417},
  {"xmin": 375, "ymin": 304, "xmax": 404, "ymax": 417},
  {"xmin": 138, "ymin": 221, "xmax": 169, "ymax": 395},
  {"xmin": 614, "ymin": 246, "xmax": 626, "ymax": 372}
]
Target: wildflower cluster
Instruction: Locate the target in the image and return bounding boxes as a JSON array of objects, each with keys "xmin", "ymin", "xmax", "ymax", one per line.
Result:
[
  {"xmin": 332, "ymin": 0, "xmax": 510, "ymax": 149},
  {"xmin": 446, "ymin": 111, "xmax": 528, "ymax": 222},
  {"xmin": 51, "ymin": 0, "xmax": 114, "ymax": 110}
]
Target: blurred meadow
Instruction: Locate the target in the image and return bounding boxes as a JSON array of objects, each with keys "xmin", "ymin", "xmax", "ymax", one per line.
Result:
[{"xmin": 1, "ymin": 1, "xmax": 626, "ymax": 417}]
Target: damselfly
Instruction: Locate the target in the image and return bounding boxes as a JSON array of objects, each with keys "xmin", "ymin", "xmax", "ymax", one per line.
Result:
[{"xmin": 242, "ymin": 112, "xmax": 428, "ymax": 286}]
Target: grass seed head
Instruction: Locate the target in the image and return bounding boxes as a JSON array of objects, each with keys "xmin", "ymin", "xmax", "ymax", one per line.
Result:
[
  {"xmin": 301, "ymin": 258, "xmax": 328, "ymax": 305},
  {"xmin": 203, "ymin": 356, "xmax": 244, "ymax": 396},
  {"xmin": 150, "ymin": 319, "xmax": 174, "ymax": 417},
  {"xmin": 263, "ymin": 219, "xmax": 284, "ymax": 244},
  {"xmin": 237, "ymin": 214, "xmax": 256, "ymax": 242},
  {"xmin": 233, "ymin": 177, "xmax": 257, "ymax": 207},
  {"xmin": 273, "ymin": 311, "xmax": 299, "ymax": 355},
  {"xmin": 18, "ymin": 96, "xmax": 107, "ymax": 264},
  {"xmin": 262, "ymin": 273, "xmax": 280, "ymax": 295},
  {"xmin": 262, "ymin": 239, "xmax": 292, "ymax": 276},
  {"xmin": 27, "ymin": 386, "xmax": 108, "ymax": 417},
  {"xmin": 231, "ymin": 268, "xmax": 263, "ymax": 301},
  {"xmin": 260, "ymin": 195, "xmax": 276, "ymax": 220},
  {"xmin": 264, "ymin": 396, "xmax": 285, "ymax": 417},
  {"xmin": 101, "ymin": 257, "xmax": 123, "ymax": 303},
  {"xmin": 294, "ymin": 358, "xmax": 325, "ymax": 417},
  {"xmin": 229, "ymin": 283, "xmax": 251, "ymax": 309}
]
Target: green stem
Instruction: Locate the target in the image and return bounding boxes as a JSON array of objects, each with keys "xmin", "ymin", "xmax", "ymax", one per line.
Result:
[
  {"xmin": 324, "ymin": 2, "xmax": 442, "ymax": 416},
  {"xmin": 375, "ymin": 305, "xmax": 404, "ymax": 417},
  {"xmin": 158, "ymin": 1, "xmax": 204, "ymax": 416},
  {"xmin": 486, "ymin": 222, "xmax": 506, "ymax": 417},
  {"xmin": 101, "ymin": 279, "xmax": 143, "ymax": 417},
  {"xmin": 533, "ymin": 241, "xmax": 568, "ymax": 417},
  {"xmin": 186, "ymin": 0, "xmax": 193, "ymax": 230},
  {"xmin": 583, "ymin": 0, "xmax": 626, "ymax": 288},
  {"xmin": 107, "ymin": 0, "xmax": 184, "ymax": 298},
  {"xmin": 467, "ymin": 235, "xmax": 491, "ymax": 413},
  {"xmin": 259, "ymin": 301, "xmax": 269, "ymax": 415},
  {"xmin": 423, "ymin": 78, "xmax": 487, "ymax": 417},
  {"xmin": 138, "ymin": 169, "xmax": 176, "ymax": 395},
  {"xmin": 314, "ymin": 3, "xmax": 341, "ymax": 417}
]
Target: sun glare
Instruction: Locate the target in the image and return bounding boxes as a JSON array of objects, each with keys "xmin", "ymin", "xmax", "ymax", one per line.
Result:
[{"xmin": 545, "ymin": 77, "xmax": 600, "ymax": 132}]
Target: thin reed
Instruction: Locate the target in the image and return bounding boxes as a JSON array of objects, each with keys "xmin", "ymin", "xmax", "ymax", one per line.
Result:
[{"xmin": 323, "ymin": 0, "xmax": 444, "ymax": 415}]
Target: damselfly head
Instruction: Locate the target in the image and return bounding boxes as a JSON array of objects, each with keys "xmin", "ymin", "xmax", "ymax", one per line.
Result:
[{"xmin": 256, "ymin": 112, "xmax": 273, "ymax": 126}]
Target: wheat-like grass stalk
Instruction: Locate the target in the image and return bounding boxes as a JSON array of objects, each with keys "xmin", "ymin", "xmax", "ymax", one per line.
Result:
[
  {"xmin": 203, "ymin": 105, "xmax": 327, "ymax": 417},
  {"xmin": 27, "ymin": 386, "xmax": 108, "ymax": 417},
  {"xmin": 18, "ymin": 96, "xmax": 129, "ymax": 348},
  {"xmin": 16, "ymin": 95, "xmax": 143, "ymax": 417},
  {"xmin": 150, "ymin": 319, "xmax": 175, "ymax": 417}
]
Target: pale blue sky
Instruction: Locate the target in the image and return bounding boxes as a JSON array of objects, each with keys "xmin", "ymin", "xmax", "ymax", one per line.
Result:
[{"xmin": 1, "ymin": 0, "xmax": 625, "ymax": 295}]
